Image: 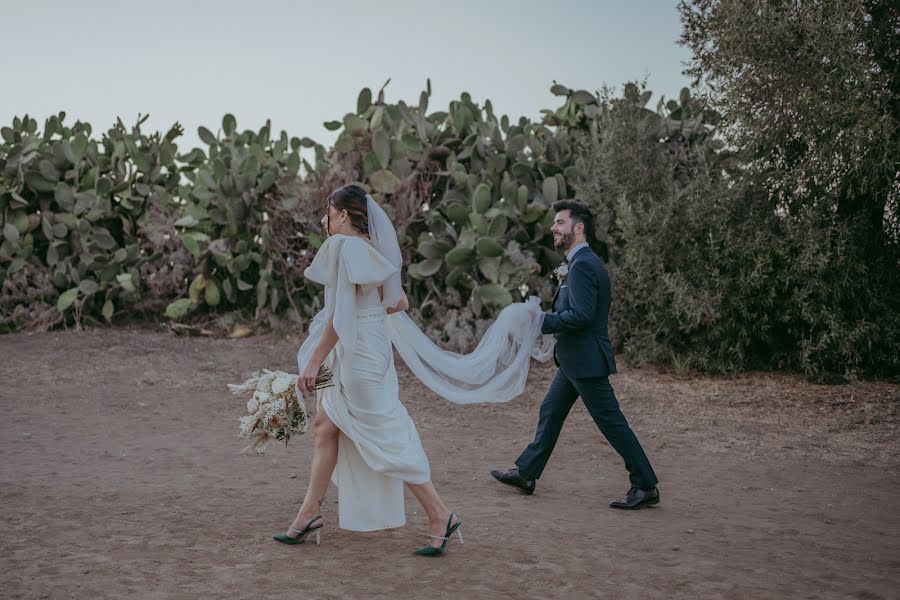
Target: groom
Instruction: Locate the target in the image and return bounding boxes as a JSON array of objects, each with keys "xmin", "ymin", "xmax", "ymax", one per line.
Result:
[{"xmin": 491, "ymin": 200, "xmax": 659, "ymax": 509}]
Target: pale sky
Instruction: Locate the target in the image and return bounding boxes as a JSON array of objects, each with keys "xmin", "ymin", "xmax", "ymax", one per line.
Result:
[{"xmin": 2, "ymin": 0, "xmax": 692, "ymax": 150}]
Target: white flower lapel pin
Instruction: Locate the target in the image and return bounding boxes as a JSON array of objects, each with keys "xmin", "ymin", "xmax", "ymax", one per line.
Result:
[{"xmin": 553, "ymin": 262, "xmax": 569, "ymax": 284}]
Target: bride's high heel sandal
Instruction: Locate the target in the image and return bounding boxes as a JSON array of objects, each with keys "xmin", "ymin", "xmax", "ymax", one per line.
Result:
[
  {"xmin": 414, "ymin": 512, "xmax": 462, "ymax": 556},
  {"xmin": 273, "ymin": 515, "xmax": 323, "ymax": 545}
]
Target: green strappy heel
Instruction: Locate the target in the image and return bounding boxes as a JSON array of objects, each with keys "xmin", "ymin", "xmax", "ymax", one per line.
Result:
[
  {"xmin": 414, "ymin": 512, "xmax": 462, "ymax": 556},
  {"xmin": 273, "ymin": 515, "xmax": 324, "ymax": 545}
]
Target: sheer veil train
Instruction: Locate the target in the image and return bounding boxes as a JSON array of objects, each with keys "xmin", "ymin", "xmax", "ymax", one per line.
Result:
[{"xmin": 297, "ymin": 194, "xmax": 554, "ymax": 405}]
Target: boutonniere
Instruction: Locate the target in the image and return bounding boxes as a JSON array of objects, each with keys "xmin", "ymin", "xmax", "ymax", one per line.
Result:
[{"xmin": 552, "ymin": 262, "xmax": 569, "ymax": 284}]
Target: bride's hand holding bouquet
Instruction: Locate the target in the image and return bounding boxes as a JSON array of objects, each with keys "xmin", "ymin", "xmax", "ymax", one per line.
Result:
[{"xmin": 298, "ymin": 361, "xmax": 335, "ymax": 399}]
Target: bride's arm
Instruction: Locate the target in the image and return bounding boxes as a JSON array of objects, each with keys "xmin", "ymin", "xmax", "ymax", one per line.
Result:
[
  {"xmin": 310, "ymin": 316, "xmax": 339, "ymax": 364},
  {"xmin": 298, "ymin": 316, "xmax": 339, "ymax": 397},
  {"xmin": 386, "ymin": 293, "xmax": 409, "ymax": 314},
  {"xmin": 381, "ymin": 286, "xmax": 410, "ymax": 315}
]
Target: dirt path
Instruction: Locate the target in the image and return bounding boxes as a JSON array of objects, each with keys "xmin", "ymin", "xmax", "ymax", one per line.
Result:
[{"xmin": 1, "ymin": 327, "xmax": 898, "ymax": 599}]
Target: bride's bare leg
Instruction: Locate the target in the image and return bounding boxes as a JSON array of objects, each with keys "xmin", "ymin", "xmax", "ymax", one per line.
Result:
[
  {"xmin": 405, "ymin": 481, "xmax": 460, "ymax": 548},
  {"xmin": 286, "ymin": 403, "xmax": 339, "ymax": 536}
]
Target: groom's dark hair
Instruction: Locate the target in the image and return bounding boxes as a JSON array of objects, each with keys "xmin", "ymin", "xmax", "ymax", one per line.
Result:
[
  {"xmin": 552, "ymin": 199, "xmax": 607, "ymax": 260},
  {"xmin": 552, "ymin": 199, "xmax": 595, "ymax": 242}
]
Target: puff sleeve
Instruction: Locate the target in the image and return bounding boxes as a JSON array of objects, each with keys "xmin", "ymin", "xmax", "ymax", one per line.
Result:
[{"xmin": 303, "ymin": 234, "xmax": 399, "ymax": 355}]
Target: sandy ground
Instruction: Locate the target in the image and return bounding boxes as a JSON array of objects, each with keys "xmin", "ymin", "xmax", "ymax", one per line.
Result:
[{"xmin": 1, "ymin": 326, "xmax": 898, "ymax": 600}]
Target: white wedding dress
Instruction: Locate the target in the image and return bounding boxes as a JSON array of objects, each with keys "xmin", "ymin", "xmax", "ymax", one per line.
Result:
[
  {"xmin": 302, "ymin": 234, "xmax": 428, "ymax": 531},
  {"xmin": 298, "ymin": 232, "xmax": 552, "ymax": 531}
]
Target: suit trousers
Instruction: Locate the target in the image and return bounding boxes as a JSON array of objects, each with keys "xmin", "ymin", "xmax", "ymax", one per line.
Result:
[{"xmin": 515, "ymin": 367, "xmax": 658, "ymax": 490}]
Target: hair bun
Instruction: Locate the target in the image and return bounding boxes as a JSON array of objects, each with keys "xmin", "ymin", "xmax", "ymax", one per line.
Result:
[{"xmin": 326, "ymin": 185, "xmax": 370, "ymax": 235}]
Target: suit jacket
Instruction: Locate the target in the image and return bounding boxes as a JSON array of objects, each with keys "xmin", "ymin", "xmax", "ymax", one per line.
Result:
[{"xmin": 541, "ymin": 245, "xmax": 618, "ymax": 378}]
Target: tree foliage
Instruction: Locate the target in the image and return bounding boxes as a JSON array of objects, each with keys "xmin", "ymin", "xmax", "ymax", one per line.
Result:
[
  {"xmin": 578, "ymin": 0, "xmax": 900, "ymax": 379},
  {"xmin": 679, "ymin": 0, "xmax": 899, "ymax": 243}
]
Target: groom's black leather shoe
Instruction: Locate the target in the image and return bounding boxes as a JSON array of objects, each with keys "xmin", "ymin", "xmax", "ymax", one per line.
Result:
[
  {"xmin": 490, "ymin": 468, "xmax": 535, "ymax": 495},
  {"xmin": 609, "ymin": 486, "xmax": 660, "ymax": 510}
]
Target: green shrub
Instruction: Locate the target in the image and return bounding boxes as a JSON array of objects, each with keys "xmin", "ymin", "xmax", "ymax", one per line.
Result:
[
  {"xmin": 575, "ymin": 82, "xmax": 899, "ymax": 379},
  {"xmin": 0, "ymin": 113, "xmax": 187, "ymax": 329}
]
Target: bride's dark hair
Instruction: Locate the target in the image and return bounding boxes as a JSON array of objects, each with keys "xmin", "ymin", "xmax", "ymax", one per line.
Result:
[{"xmin": 326, "ymin": 184, "xmax": 369, "ymax": 235}]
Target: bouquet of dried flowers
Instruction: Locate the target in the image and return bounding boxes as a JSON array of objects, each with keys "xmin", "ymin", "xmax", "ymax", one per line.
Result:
[{"xmin": 230, "ymin": 366, "xmax": 334, "ymax": 452}]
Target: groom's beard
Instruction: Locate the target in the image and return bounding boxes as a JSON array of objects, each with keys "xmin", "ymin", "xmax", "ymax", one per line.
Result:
[{"xmin": 554, "ymin": 231, "xmax": 575, "ymax": 251}]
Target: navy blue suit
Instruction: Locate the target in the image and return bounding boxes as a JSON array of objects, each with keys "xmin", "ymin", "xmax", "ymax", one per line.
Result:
[{"xmin": 515, "ymin": 245, "xmax": 658, "ymax": 490}]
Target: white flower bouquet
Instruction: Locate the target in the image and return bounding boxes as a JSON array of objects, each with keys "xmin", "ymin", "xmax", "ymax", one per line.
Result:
[{"xmin": 229, "ymin": 366, "xmax": 333, "ymax": 452}]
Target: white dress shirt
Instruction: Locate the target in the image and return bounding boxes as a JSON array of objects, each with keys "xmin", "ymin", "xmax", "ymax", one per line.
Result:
[{"xmin": 566, "ymin": 241, "xmax": 590, "ymax": 263}]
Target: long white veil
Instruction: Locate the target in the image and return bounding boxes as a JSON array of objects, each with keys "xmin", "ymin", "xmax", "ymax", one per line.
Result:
[{"xmin": 297, "ymin": 194, "xmax": 554, "ymax": 405}]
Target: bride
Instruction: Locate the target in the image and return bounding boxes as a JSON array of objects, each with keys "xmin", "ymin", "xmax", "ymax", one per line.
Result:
[{"xmin": 275, "ymin": 184, "xmax": 549, "ymax": 556}]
